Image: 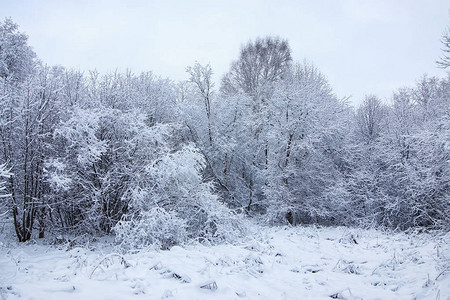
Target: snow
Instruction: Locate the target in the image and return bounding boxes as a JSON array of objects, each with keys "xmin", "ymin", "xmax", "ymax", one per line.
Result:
[{"xmin": 0, "ymin": 226, "xmax": 448, "ymax": 300}]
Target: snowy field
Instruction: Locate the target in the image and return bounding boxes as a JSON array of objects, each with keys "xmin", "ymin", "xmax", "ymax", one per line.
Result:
[{"xmin": 0, "ymin": 226, "xmax": 448, "ymax": 300}]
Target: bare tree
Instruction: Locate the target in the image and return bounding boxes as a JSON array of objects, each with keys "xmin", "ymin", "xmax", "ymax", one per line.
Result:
[
  {"xmin": 437, "ymin": 28, "xmax": 450, "ymax": 69},
  {"xmin": 221, "ymin": 36, "xmax": 292, "ymax": 98},
  {"xmin": 356, "ymin": 95, "xmax": 386, "ymax": 142}
]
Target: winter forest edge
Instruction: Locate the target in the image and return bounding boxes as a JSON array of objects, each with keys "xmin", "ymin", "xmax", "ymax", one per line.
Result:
[{"xmin": 0, "ymin": 17, "xmax": 449, "ymax": 250}]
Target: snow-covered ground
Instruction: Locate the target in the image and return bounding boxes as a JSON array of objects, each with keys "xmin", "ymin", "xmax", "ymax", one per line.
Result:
[{"xmin": 0, "ymin": 226, "xmax": 448, "ymax": 300}]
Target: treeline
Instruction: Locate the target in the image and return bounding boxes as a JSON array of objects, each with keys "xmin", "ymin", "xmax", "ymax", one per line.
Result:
[{"xmin": 0, "ymin": 18, "xmax": 449, "ymax": 246}]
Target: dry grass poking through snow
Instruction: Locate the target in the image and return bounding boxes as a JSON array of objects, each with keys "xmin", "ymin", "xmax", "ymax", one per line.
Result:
[{"xmin": 0, "ymin": 226, "xmax": 449, "ymax": 299}]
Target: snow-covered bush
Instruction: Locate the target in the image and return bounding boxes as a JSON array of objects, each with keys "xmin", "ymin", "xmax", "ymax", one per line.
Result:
[
  {"xmin": 115, "ymin": 207, "xmax": 187, "ymax": 250},
  {"xmin": 114, "ymin": 144, "xmax": 244, "ymax": 250},
  {"xmin": 48, "ymin": 107, "xmax": 176, "ymax": 234}
]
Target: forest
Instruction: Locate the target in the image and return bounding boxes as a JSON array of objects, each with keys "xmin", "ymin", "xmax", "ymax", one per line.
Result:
[{"xmin": 0, "ymin": 17, "xmax": 449, "ymax": 248}]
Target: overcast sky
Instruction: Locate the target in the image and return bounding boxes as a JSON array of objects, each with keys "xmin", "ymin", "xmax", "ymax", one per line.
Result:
[{"xmin": 1, "ymin": 0, "xmax": 449, "ymax": 106}]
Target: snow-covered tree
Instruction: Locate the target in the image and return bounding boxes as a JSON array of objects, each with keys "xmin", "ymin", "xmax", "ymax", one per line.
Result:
[
  {"xmin": 211, "ymin": 90, "xmax": 262, "ymax": 211},
  {"xmin": 0, "ymin": 18, "xmax": 36, "ymax": 82},
  {"xmin": 186, "ymin": 62, "xmax": 214, "ymax": 146},
  {"xmin": 263, "ymin": 63, "xmax": 351, "ymax": 224},
  {"xmin": 0, "ymin": 64, "xmax": 63, "ymax": 241},
  {"xmin": 213, "ymin": 37, "xmax": 293, "ymax": 213}
]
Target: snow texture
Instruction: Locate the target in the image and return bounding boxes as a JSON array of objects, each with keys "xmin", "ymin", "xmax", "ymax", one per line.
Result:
[{"xmin": 0, "ymin": 226, "xmax": 448, "ymax": 299}]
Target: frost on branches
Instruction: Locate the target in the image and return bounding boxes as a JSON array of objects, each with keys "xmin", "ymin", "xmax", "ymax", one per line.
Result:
[
  {"xmin": 114, "ymin": 144, "xmax": 242, "ymax": 250},
  {"xmin": 0, "ymin": 18, "xmax": 449, "ymax": 245}
]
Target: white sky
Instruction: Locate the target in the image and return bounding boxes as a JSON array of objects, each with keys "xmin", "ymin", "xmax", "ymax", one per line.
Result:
[{"xmin": 1, "ymin": 0, "xmax": 449, "ymax": 106}]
